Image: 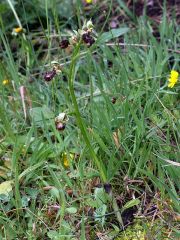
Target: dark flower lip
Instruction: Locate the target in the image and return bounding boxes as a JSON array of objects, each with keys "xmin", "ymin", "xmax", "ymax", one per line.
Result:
[
  {"xmin": 56, "ymin": 122, "xmax": 66, "ymax": 131},
  {"xmin": 82, "ymin": 32, "xmax": 95, "ymax": 46},
  {"xmin": 111, "ymin": 97, "xmax": 117, "ymax": 104},
  {"xmin": 44, "ymin": 69, "xmax": 56, "ymax": 81},
  {"xmin": 59, "ymin": 39, "xmax": 69, "ymax": 49},
  {"xmin": 103, "ymin": 183, "xmax": 112, "ymax": 193}
]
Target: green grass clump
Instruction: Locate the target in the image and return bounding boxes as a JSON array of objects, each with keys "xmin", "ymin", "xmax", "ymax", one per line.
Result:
[{"xmin": 0, "ymin": 0, "xmax": 179, "ymax": 239}]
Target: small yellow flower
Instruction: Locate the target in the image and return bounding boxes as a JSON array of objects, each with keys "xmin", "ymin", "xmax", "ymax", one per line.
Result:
[
  {"xmin": 2, "ymin": 79, "xmax": 9, "ymax": 85},
  {"xmin": 14, "ymin": 27, "xmax": 23, "ymax": 33},
  {"xmin": 63, "ymin": 153, "xmax": 69, "ymax": 167},
  {"xmin": 86, "ymin": 0, "xmax": 92, "ymax": 3},
  {"xmin": 12, "ymin": 27, "xmax": 24, "ymax": 36},
  {"xmin": 62, "ymin": 152, "xmax": 74, "ymax": 167},
  {"xmin": 168, "ymin": 70, "xmax": 179, "ymax": 88}
]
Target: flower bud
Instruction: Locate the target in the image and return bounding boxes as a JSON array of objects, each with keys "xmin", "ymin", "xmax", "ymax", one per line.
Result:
[
  {"xmin": 55, "ymin": 113, "xmax": 69, "ymax": 123},
  {"xmin": 86, "ymin": 20, "xmax": 93, "ymax": 30}
]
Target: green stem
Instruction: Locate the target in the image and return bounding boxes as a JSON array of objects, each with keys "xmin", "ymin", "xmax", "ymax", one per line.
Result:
[
  {"xmin": 68, "ymin": 44, "xmax": 107, "ymax": 183},
  {"xmin": 68, "ymin": 43, "xmax": 123, "ymax": 228},
  {"xmin": 112, "ymin": 194, "xmax": 124, "ymax": 228},
  {"xmin": 6, "ymin": 0, "xmax": 30, "ymax": 71},
  {"xmin": 6, "ymin": 0, "xmax": 22, "ymax": 28}
]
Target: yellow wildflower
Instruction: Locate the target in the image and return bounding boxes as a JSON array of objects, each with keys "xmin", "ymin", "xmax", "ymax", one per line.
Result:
[
  {"xmin": 12, "ymin": 27, "xmax": 24, "ymax": 36},
  {"xmin": 62, "ymin": 152, "xmax": 74, "ymax": 167},
  {"xmin": 14, "ymin": 27, "xmax": 23, "ymax": 33},
  {"xmin": 63, "ymin": 153, "xmax": 69, "ymax": 167},
  {"xmin": 86, "ymin": 0, "xmax": 92, "ymax": 3},
  {"xmin": 168, "ymin": 70, "xmax": 179, "ymax": 88},
  {"xmin": 2, "ymin": 79, "xmax": 9, "ymax": 85}
]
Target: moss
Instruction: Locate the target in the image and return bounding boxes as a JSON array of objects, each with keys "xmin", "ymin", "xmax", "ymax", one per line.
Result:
[
  {"xmin": 114, "ymin": 220, "xmax": 172, "ymax": 240},
  {"xmin": 115, "ymin": 222, "xmax": 145, "ymax": 240}
]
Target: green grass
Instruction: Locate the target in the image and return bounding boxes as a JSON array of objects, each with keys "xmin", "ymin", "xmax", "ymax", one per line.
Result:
[{"xmin": 0, "ymin": 0, "xmax": 179, "ymax": 239}]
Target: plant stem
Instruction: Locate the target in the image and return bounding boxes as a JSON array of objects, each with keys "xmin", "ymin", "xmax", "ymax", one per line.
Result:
[
  {"xmin": 6, "ymin": 0, "xmax": 30, "ymax": 70},
  {"xmin": 68, "ymin": 44, "xmax": 124, "ymax": 228},
  {"xmin": 6, "ymin": 0, "xmax": 22, "ymax": 28},
  {"xmin": 68, "ymin": 44, "xmax": 107, "ymax": 183}
]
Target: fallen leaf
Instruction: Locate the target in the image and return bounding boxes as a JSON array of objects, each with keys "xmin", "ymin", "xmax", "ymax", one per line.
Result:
[
  {"xmin": 113, "ymin": 131, "xmax": 120, "ymax": 148},
  {"xmin": 19, "ymin": 86, "xmax": 27, "ymax": 120}
]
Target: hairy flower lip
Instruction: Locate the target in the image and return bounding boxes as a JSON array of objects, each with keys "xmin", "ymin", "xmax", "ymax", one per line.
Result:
[
  {"xmin": 111, "ymin": 97, "xmax": 117, "ymax": 104},
  {"xmin": 59, "ymin": 39, "xmax": 69, "ymax": 49},
  {"xmin": 104, "ymin": 183, "xmax": 112, "ymax": 193},
  {"xmin": 56, "ymin": 122, "xmax": 66, "ymax": 131},
  {"xmin": 82, "ymin": 32, "xmax": 95, "ymax": 46},
  {"xmin": 44, "ymin": 69, "xmax": 56, "ymax": 81}
]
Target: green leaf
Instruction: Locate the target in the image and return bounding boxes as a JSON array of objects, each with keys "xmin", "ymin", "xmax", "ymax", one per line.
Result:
[
  {"xmin": 98, "ymin": 27, "xmax": 129, "ymax": 43},
  {"xmin": 94, "ymin": 187, "xmax": 108, "ymax": 207},
  {"xmin": 122, "ymin": 199, "xmax": 140, "ymax": 211},
  {"xmin": 66, "ymin": 207, "xmax": 77, "ymax": 214},
  {"xmin": 30, "ymin": 106, "xmax": 54, "ymax": 123},
  {"xmin": 0, "ymin": 180, "xmax": 13, "ymax": 196},
  {"xmin": 94, "ymin": 204, "xmax": 107, "ymax": 226},
  {"xmin": 47, "ymin": 231, "xmax": 59, "ymax": 239},
  {"xmin": 21, "ymin": 195, "xmax": 30, "ymax": 207}
]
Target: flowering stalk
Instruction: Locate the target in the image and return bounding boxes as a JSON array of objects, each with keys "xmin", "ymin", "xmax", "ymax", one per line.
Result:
[
  {"xmin": 68, "ymin": 43, "xmax": 124, "ymax": 227},
  {"xmin": 68, "ymin": 43, "xmax": 107, "ymax": 183},
  {"xmin": 66, "ymin": 26, "xmax": 123, "ymax": 227},
  {"xmin": 6, "ymin": 0, "xmax": 22, "ymax": 29}
]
